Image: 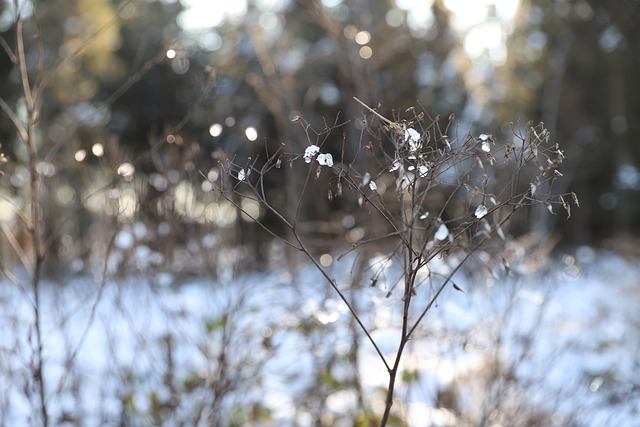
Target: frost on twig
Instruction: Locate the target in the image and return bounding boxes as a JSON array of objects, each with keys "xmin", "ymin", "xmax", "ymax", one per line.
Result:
[{"xmin": 213, "ymin": 101, "xmax": 576, "ymax": 427}]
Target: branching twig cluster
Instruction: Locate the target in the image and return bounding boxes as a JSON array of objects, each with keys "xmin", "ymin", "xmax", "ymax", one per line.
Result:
[{"xmin": 214, "ymin": 97, "xmax": 576, "ymax": 425}]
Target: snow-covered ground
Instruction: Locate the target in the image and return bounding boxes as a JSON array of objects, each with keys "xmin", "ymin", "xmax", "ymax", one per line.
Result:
[{"xmin": 1, "ymin": 247, "xmax": 639, "ymax": 426}]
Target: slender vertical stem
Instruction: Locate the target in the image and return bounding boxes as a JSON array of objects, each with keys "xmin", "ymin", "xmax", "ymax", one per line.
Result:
[
  {"xmin": 17, "ymin": 13, "xmax": 48, "ymax": 427},
  {"xmin": 380, "ymin": 368, "xmax": 398, "ymax": 426},
  {"xmin": 380, "ymin": 165, "xmax": 419, "ymax": 426}
]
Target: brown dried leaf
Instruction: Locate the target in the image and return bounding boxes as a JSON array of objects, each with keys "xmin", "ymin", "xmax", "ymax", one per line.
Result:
[
  {"xmin": 452, "ymin": 282, "xmax": 465, "ymax": 293},
  {"xmin": 501, "ymin": 257, "xmax": 511, "ymax": 275},
  {"xmin": 504, "ymin": 143, "xmax": 515, "ymax": 160},
  {"xmin": 560, "ymin": 195, "xmax": 571, "ymax": 219},
  {"xmin": 485, "ymin": 152, "xmax": 496, "ymax": 165},
  {"xmin": 571, "ymin": 192, "xmax": 580, "ymax": 208}
]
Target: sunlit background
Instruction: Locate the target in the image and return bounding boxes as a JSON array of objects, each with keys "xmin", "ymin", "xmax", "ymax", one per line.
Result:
[
  {"xmin": 1, "ymin": 0, "xmax": 639, "ymax": 425},
  {"xmin": 0, "ymin": 0, "xmax": 636, "ymax": 277}
]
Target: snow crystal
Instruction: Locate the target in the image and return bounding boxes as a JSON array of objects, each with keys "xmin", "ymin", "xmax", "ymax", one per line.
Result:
[
  {"xmin": 479, "ymin": 134, "xmax": 492, "ymax": 152},
  {"xmin": 316, "ymin": 153, "xmax": 333, "ymax": 167},
  {"xmin": 303, "ymin": 145, "xmax": 320, "ymax": 163},
  {"xmin": 435, "ymin": 223, "xmax": 449, "ymax": 240},
  {"xmin": 405, "ymin": 128, "xmax": 422, "ymax": 153},
  {"xmin": 474, "ymin": 204, "xmax": 488, "ymax": 219}
]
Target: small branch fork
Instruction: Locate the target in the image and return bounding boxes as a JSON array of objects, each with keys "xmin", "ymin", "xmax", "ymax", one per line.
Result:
[{"xmin": 212, "ymin": 97, "xmax": 576, "ymax": 426}]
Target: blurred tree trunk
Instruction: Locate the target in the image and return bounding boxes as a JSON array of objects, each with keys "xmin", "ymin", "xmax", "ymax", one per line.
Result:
[{"xmin": 502, "ymin": 0, "xmax": 640, "ymax": 244}]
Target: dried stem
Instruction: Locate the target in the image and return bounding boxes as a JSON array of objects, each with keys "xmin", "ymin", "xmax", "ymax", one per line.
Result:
[
  {"xmin": 15, "ymin": 10, "xmax": 48, "ymax": 425},
  {"xmin": 218, "ymin": 91, "xmax": 574, "ymax": 427}
]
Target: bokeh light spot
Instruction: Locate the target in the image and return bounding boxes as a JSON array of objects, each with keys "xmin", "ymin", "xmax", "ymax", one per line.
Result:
[
  {"xmin": 92, "ymin": 143, "xmax": 104, "ymax": 157},
  {"xmin": 359, "ymin": 46, "xmax": 373, "ymax": 59},
  {"xmin": 245, "ymin": 126, "xmax": 258, "ymax": 141},
  {"xmin": 117, "ymin": 162, "xmax": 135, "ymax": 179},
  {"xmin": 209, "ymin": 123, "xmax": 223, "ymax": 137},
  {"xmin": 320, "ymin": 254, "xmax": 333, "ymax": 267},
  {"xmin": 74, "ymin": 149, "xmax": 87, "ymax": 162},
  {"xmin": 343, "ymin": 25, "xmax": 358, "ymax": 39},
  {"xmin": 355, "ymin": 30, "xmax": 371, "ymax": 45}
]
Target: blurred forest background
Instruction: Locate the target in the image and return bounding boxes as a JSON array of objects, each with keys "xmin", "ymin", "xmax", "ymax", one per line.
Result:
[
  {"xmin": 1, "ymin": 0, "xmax": 639, "ymax": 275},
  {"xmin": 2, "ymin": 1, "xmax": 640, "ymax": 426}
]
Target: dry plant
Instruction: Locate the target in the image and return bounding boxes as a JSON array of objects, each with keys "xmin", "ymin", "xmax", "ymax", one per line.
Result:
[
  {"xmin": 0, "ymin": 2, "xmax": 190, "ymax": 425},
  {"xmin": 213, "ymin": 97, "xmax": 577, "ymax": 425},
  {"xmin": 0, "ymin": 6, "xmax": 51, "ymax": 423}
]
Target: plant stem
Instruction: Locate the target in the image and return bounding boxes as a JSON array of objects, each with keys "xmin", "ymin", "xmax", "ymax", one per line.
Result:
[{"xmin": 17, "ymin": 13, "xmax": 48, "ymax": 426}]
